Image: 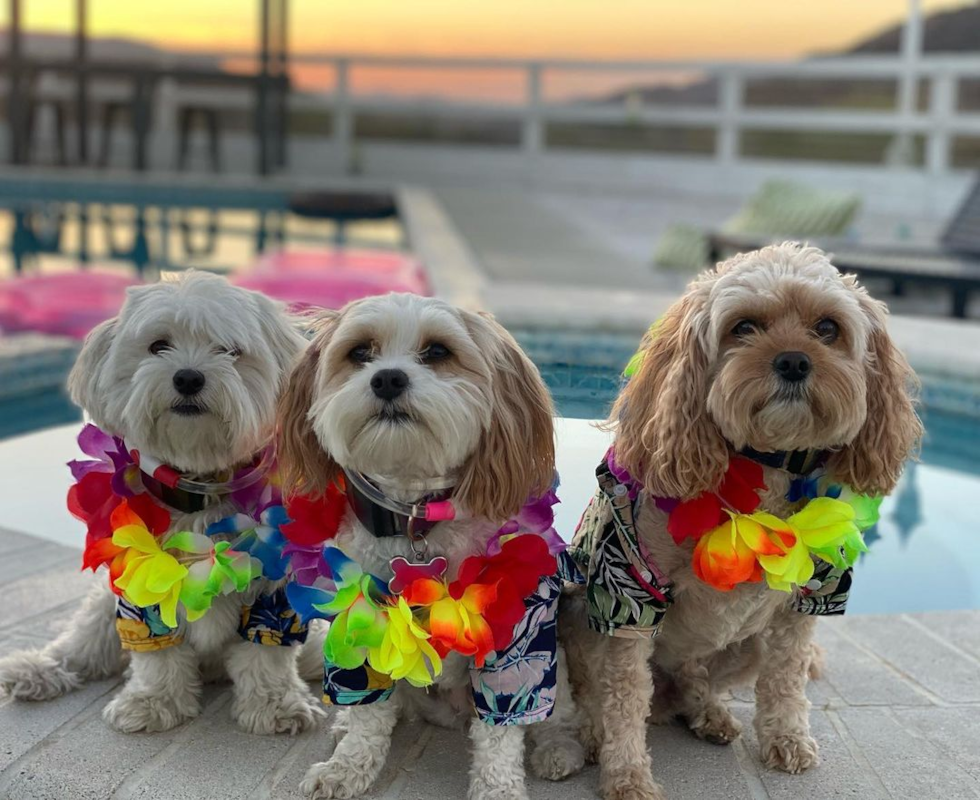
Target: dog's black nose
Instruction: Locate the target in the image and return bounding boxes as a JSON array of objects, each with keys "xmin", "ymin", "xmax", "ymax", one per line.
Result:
[
  {"xmin": 371, "ymin": 368, "xmax": 409, "ymax": 401},
  {"xmin": 773, "ymin": 352, "xmax": 811, "ymax": 383},
  {"xmin": 173, "ymin": 369, "xmax": 206, "ymax": 396}
]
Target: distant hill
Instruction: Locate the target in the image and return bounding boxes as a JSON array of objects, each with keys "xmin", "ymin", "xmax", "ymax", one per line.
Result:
[
  {"xmin": 843, "ymin": 2, "xmax": 980, "ymax": 54},
  {"xmin": 0, "ymin": 30, "xmax": 221, "ymax": 68},
  {"xmin": 598, "ymin": 3, "xmax": 980, "ymax": 107}
]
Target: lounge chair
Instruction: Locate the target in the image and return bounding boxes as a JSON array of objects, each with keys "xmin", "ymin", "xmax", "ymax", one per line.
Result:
[
  {"xmin": 709, "ymin": 175, "xmax": 980, "ymax": 319},
  {"xmin": 653, "ymin": 179, "xmax": 861, "ymax": 271}
]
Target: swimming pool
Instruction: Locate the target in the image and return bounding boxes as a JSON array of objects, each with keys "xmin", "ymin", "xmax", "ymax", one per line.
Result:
[
  {"xmin": 516, "ymin": 328, "xmax": 980, "ymax": 615},
  {"xmin": 1, "ymin": 327, "xmax": 978, "ymax": 614}
]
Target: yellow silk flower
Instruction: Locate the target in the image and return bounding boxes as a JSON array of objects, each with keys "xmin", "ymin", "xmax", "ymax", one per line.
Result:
[
  {"xmin": 367, "ymin": 597, "xmax": 443, "ymax": 687},
  {"xmin": 110, "ymin": 503, "xmax": 188, "ymax": 627},
  {"xmin": 756, "ymin": 497, "xmax": 863, "ymax": 592}
]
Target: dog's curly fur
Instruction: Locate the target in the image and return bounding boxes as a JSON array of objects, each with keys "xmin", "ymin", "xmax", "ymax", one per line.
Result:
[
  {"xmin": 0, "ymin": 272, "xmax": 323, "ymax": 736},
  {"xmin": 557, "ymin": 243, "xmax": 922, "ymax": 799},
  {"xmin": 278, "ymin": 293, "xmax": 584, "ymax": 800}
]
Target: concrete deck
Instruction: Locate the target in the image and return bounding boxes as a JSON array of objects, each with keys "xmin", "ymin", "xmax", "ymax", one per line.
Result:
[
  {"xmin": 401, "ymin": 183, "xmax": 980, "ymax": 387},
  {"xmin": 413, "ymin": 184, "xmax": 979, "ymax": 331},
  {"xmin": 0, "ymin": 524, "xmax": 978, "ymax": 800}
]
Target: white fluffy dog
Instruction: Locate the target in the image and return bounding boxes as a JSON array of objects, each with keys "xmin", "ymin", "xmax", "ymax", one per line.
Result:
[
  {"xmin": 279, "ymin": 293, "xmax": 584, "ymax": 800},
  {"xmin": 0, "ymin": 271, "xmax": 322, "ymax": 736}
]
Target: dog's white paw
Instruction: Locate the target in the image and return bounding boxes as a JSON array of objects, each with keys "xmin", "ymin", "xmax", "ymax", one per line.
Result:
[
  {"xmin": 529, "ymin": 735, "xmax": 586, "ymax": 781},
  {"xmin": 689, "ymin": 703, "xmax": 743, "ymax": 745},
  {"xmin": 467, "ymin": 778, "xmax": 530, "ymax": 800},
  {"xmin": 760, "ymin": 732, "xmax": 820, "ymax": 774},
  {"xmin": 0, "ymin": 651, "xmax": 82, "ymax": 701},
  {"xmin": 234, "ymin": 688, "xmax": 325, "ymax": 735},
  {"xmin": 601, "ymin": 768, "xmax": 667, "ymax": 800},
  {"xmin": 103, "ymin": 690, "xmax": 199, "ymax": 733},
  {"xmin": 300, "ymin": 758, "xmax": 377, "ymax": 799}
]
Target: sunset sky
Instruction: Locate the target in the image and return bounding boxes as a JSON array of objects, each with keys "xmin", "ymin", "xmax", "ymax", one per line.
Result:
[
  {"xmin": 0, "ymin": 1, "xmax": 968, "ymax": 102},
  {"xmin": 0, "ymin": 1, "xmax": 966, "ymax": 60}
]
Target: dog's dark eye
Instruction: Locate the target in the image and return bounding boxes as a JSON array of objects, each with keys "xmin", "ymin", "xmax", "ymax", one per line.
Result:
[
  {"xmin": 814, "ymin": 318, "xmax": 840, "ymax": 343},
  {"xmin": 420, "ymin": 343, "xmax": 452, "ymax": 363},
  {"xmin": 732, "ymin": 320, "xmax": 760, "ymax": 338},
  {"xmin": 348, "ymin": 344, "xmax": 374, "ymax": 364},
  {"xmin": 215, "ymin": 345, "xmax": 242, "ymax": 358},
  {"xmin": 149, "ymin": 339, "xmax": 172, "ymax": 355}
]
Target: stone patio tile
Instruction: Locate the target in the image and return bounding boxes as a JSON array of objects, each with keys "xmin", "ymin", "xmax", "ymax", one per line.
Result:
[
  {"xmin": 0, "ymin": 685, "xmax": 208, "ymax": 800},
  {"xmin": 116, "ymin": 689, "xmax": 305, "ymax": 800},
  {"xmin": 733, "ymin": 705, "xmax": 891, "ymax": 800},
  {"xmin": 816, "ymin": 620, "xmax": 933, "ymax": 707},
  {"xmin": 0, "ymin": 539, "xmax": 78, "ymax": 586},
  {"xmin": 0, "ymin": 564, "xmax": 94, "ymax": 634},
  {"xmin": 836, "ymin": 706, "xmax": 980, "ymax": 800},
  {"xmin": 643, "ymin": 720, "xmax": 753, "ymax": 800},
  {"xmin": 894, "ymin": 706, "xmax": 980, "ymax": 783},
  {"xmin": 0, "ymin": 528, "xmax": 49, "ymax": 558},
  {"xmin": 837, "ymin": 615, "xmax": 980, "ymax": 704},
  {"xmin": 908, "ymin": 610, "xmax": 980, "ymax": 663},
  {"xmin": 0, "ymin": 679, "xmax": 120, "ymax": 774}
]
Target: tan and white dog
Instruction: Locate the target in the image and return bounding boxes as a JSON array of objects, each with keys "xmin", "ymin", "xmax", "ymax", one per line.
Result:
[
  {"xmin": 279, "ymin": 293, "xmax": 585, "ymax": 800},
  {"xmin": 557, "ymin": 244, "xmax": 922, "ymax": 799}
]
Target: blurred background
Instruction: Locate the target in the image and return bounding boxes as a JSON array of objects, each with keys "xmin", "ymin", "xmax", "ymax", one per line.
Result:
[{"xmin": 0, "ymin": 1, "xmax": 978, "ymax": 615}]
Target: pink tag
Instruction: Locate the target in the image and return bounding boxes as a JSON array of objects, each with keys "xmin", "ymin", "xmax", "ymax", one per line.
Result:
[
  {"xmin": 388, "ymin": 555, "xmax": 448, "ymax": 594},
  {"xmin": 424, "ymin": 500, "xmax": 456, "ymax": 522}
]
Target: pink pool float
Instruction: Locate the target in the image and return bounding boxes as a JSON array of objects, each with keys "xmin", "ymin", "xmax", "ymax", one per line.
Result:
[
  {"xmin": 236, "ymin": 248, "xmax": 430, "ymax": 311},
  {"xmin": 0, "ymin": 271, "xmax": 139, "ymax": 339}
]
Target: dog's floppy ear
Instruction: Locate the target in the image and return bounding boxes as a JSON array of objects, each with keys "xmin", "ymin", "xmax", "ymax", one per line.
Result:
[
  {"xmin": 611, "ymin": 287, "xmax": 729, "ymax": 500},
  {"xmin": 455, "ymin": 311, "xmax": 555, "ymax": 522},
  {"xmin": 277, "ymin": 313, "xmax": 342, "ymax": 498},
  {"xmin": 253, "ymin": 292, "xmax": 307, "ymax": 388},
  {"xmin": 67, "ymin": 317, "xmax": 117, "ymax": 427},
  {"xmin": 830, "ymin": 295, "xmax": 922, "ymax": 495}
]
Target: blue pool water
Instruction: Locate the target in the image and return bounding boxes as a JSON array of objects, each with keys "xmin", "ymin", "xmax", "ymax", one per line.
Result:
[
  {"xmin": 515, "ymin": 329, "xmax": 980, "ymax": 615},
  {"xmin": 2, "ymin": 327, "xmax": 978, "ymax": 613}
]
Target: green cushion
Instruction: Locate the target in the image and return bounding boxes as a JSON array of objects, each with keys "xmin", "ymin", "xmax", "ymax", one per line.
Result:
[
  {"xmin": 724, "ymin": 179, "xmax": 861, "ymax": 238},
  {"xmin": 652, "ymin": 180, "xmax": 862, "ymax": 273},
  {"xmin": 651, "ymin": 223, "xmax": 710, "ymax": 271}
]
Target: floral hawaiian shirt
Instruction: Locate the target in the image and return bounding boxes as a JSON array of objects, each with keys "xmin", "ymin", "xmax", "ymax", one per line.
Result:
[
  {"xmin": 567, "ymin": 458, "xmax": 853, "ymax": 639},
  {"xmin": 115, "ymin": 588, "xmax": 308, "ymax": 652},
  {"xmin": 321, "ymin": 553, "xmax": 578, "ymax": 726}
]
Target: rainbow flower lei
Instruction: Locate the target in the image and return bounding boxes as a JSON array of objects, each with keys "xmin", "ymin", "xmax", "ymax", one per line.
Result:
[
  {"xmin": 68, "ymin": 424, "xmax": 286, "ymax": 626},
  {"xmin": 608, "ymin": 449, "xmax": 879, "ymax": 593},
  {"xmin": 280, "ymin": 484, "xmax": 564, "ymax": 687}
]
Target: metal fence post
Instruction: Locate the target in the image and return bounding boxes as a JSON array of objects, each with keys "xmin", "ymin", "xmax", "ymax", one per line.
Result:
[
  {"xmin": 256, "ymin": 0, "xmax": 271, "ymax": 175},
  {"xmin": 152, "ymin": 77, "xmax": 177, "ymax": 168},
  {"xmin": 334, "ymin": 58, "xmax": 353, "ymax": 175},
  {"xmin": 75, "ymin": 0, "xmax": 89, "ymax": 164},
  {"xmin": 523, "ymin": 62, "xmax": 543, "ymax": 166},
  {"xmin": 926, "ymin": 71, "xmax": 955, "ymax": 176},
  {"xmin": 717, "ymin": 70, "xmax": 742, "ymax": 166},
  {"xmin": 8, "ymin": 0, "xmax": 24, "ymax": 165}
]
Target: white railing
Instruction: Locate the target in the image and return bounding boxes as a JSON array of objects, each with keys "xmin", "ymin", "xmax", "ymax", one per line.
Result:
[
  {"xmin": 9, "ymin": 52, "xmax": 980, "ymax": 179},
  {"xmin": 269, "ymin": 53, "xmax": 980, "ymax": 176}
]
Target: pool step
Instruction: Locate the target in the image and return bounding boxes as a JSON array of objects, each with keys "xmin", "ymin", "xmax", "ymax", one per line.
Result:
[{"xmin": 0, "ymin": 333, "xmax": 80, "ymax": 439}]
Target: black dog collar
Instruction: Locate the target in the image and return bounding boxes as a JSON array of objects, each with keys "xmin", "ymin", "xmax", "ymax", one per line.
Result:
[
  {"xmin": 135, "ymin": 447, "xmax": 273, "ymax": 515},
  {"xmin": 343, "ymin": 471, "xmax": 454, "ymax": 542},
  {"xmin": 140, "ymin": 470, "xmax": 214, "ymax": 514},
  {"xmin": 738, "ymin": 446, "xmax": 829, "ymax": 477}
]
